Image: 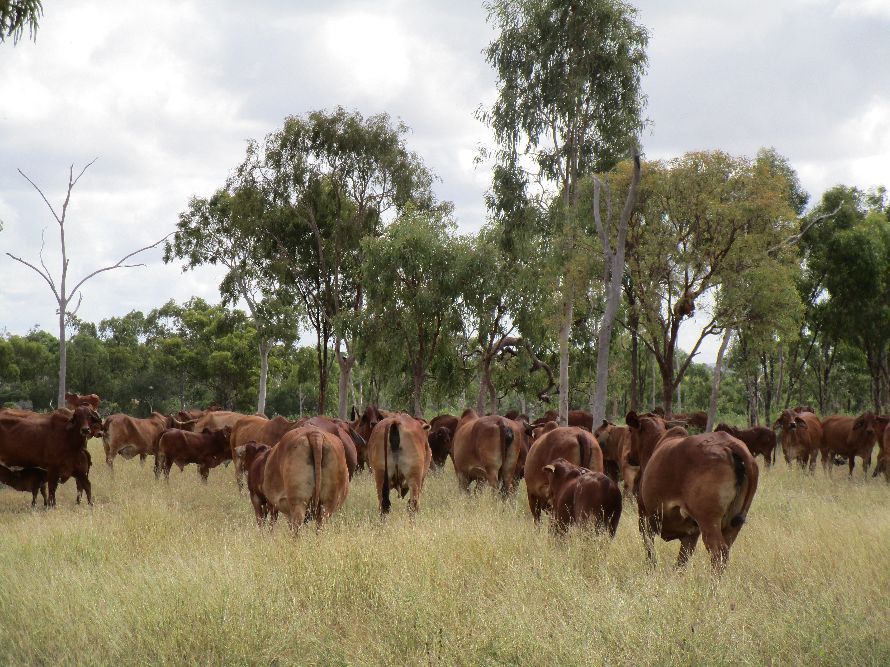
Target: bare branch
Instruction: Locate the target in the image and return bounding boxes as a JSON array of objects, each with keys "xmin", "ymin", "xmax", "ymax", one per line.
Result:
[
  {"xmin": 37, "ymin": 227, "xmax": 58, "ymax": 295},
  {"xmin": 68, "ymin": 233, "xmax": 172, "ymax": 296},
  {"xmin": 5, "ymin": 253, "xmax": 61, "ymax": 302},
  {"xmin": 768, "ymin": 204, "xmax": 842, "ymax": 255},
  {"xmin": 17, "ymin": 169, "xmax": 62, "ymax": 224}
]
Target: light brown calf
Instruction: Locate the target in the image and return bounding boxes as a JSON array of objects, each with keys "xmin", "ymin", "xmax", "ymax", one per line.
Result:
[{"xmin": 452, "ymin": 411, "xmax": 523, "ymax": 495}]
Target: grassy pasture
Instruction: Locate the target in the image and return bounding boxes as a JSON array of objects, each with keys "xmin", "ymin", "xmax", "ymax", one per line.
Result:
[{"xmin": 1, "ymin": 439, "xmax": 889, "ymax": 666}]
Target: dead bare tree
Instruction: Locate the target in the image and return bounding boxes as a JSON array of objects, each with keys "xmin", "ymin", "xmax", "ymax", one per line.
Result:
[
  {"xmin": 5, "ymin": 160, "xmax": 170, "ymax": 406},
  {"xmin": 589, "ymin": 148, "xmax": 641, "ymax": 425}
]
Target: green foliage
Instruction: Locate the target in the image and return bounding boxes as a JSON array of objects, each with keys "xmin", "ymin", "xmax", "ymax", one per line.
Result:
[{"xmin": 0, "ymin": 0, "xmax": 42, "ymax": 44}]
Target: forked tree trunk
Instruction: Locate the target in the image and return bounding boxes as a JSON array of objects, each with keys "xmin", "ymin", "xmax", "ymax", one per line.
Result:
[
  {"xmin": 336, "ymin": 344, "xmax": 355, "ymax": 421},
  {"xmin": 706, "ymin": 328, "xmax": 732, "ymax": 432}
]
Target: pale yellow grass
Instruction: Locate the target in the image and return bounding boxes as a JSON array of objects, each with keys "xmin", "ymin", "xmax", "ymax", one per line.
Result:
[{"xmin": 1, "ymin": 440, "xmax": 889, "ymax": 666}]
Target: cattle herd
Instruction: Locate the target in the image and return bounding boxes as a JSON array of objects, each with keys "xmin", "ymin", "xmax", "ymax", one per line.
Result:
[{"xmin": 1, "ymin": 394, "xmax": 889, "ymax": 573}]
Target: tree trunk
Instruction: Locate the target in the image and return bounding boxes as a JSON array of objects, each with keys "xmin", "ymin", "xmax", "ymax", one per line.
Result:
[
  {"xmin": 476, "ymin": 356, "xmax": 491, "ymax": 414},
  {"xmin": 257, "ymin": 339, "xmax": 271, "ymax": 416},
  {"xmin": 629, "ymin": 309, "xmax": 639, "ymax": 412},
  {"xmin": 590, "ymin": 278, "xmax": 621, "ymax": 425},
  {"xmin": 56, "ymin": 304, "xmax": 66, "ymax": 407},
  {"xmin": 558, "ymin": 294, "xmax": 573, "ymax": 426},
  {"xmin": 412, "ymin": 361, "xmax": 424, "ymax": 418},
  {"xmin": 706, "ymin": 329, "xmax": 732, "ymax": 432},
  {"xmin": 335, "ymin": 344, "xmax": 355, "ymax": 421}
]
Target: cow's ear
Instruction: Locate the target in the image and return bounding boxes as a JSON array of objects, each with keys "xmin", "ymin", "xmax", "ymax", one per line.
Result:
[
  {"xmin": 234, "ymin": 445, "xmax": 246, "ymax": 458},
  {"xmin": 625, "ymin": 411, "xmax": 640, "ymax": 429},
  {"xmin": 422, "ymin": 423, "xmax": 431, "ymax": 432},
  {"xmin": 524, "ymin": 424, "xmax": 534, "ymax": 437},
  {"xmin": 794, "ymin": 417, "xmax": 807, "ymax": 429},
  {"xmin": 542, "ymin": 464, "xmax": 555, "ymax": 475},
  {"xmin": 601, "ymin": 419, "xmax": 609, "ymax": 428}
]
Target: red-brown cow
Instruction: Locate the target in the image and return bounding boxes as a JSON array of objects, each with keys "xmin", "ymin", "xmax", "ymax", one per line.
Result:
[
  {"xmin": 0, "ymin": 405, "xmax": 101, "ymax": 506},
  {"xmin": 233, "ymin": 441, "xmax": 273, "ymax": 525},
  {"xmin": 428, "ymin": 414, "xmax": 459, "ymax": 468},
  {"xmin": 594, "ymin": 419, "xmax": 623, "ymax": 482},
  {"xmin": 532, "ymin": 409, "xmax": 594, "ymax": 431},
  {"xmin": 626, "ymin": 411, "xmax": 759, "ymax": 572},
  {"xmin": 773, "ymin": 408, "xmax": 823, "ymax": 471},
  {"xmin": 524, "ymin": 424, "xmax": 603, "ymax": 523},
  {"xmin": 452, "ymin": 411, "xmax": 523, "ymax": 495},
  {"xmin": 821, "ymin": 413, "xmax": 882, "ymax": 477},
  {"xmin": 64, "ymin": 392, "xmax": 101, "ymax": 411},
  {"xmin": 0, "ymin": 464, "xmax": 48, "ymax": 507},
  {"xmin": 262, "ymin": 427, "xmax": 350, "ymax": 531},
  {"xmin": 157, "ymin": 426, "xmax": 232, "ymax": 482},
  {"xmin": 368, "ymin": 415, "xmax": 432, "ymax": 515},
  {"xmin": 715, "ymin": 424, "xmax": 777, "ymax": 466},
  {"xmin": 102, "ymin": 412, "xmax": 195, "ymax": 474},
  {"xmin": 543, "ymin": 458, "xmax": 622, "ymax": 536}
]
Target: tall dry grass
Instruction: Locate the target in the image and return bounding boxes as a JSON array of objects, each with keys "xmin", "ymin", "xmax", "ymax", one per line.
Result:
[{"xmin": 1, "ymin": 439, "xmax": 889, "ymax": 666}]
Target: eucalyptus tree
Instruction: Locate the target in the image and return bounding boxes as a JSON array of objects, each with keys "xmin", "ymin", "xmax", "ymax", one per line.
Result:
[
  {"xmin": 5, "ymin": 161, "xmax": 168, "ymax": 406},
  {"xmin": 166, "ymin": 184, "xmax": 297, "ymax": 415},
  {"xmin": 480, "ymin": 0, "xmax": 648, "ymax": 423},
  {"xmin": 1, "ymin": 0, "xmax": 42, "ymax": 44},
  {"xmin": 361, "ymin": 207, "xmax": 468, "ymax": 417},
  {"xmin": 243, "ymin": 108, "xmax": 440, "ymax": 417}
]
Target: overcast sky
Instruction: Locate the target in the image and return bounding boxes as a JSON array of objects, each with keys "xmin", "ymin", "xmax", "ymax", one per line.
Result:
[{"xmin": 2, "ymin": 0, "xmax": 889, "ymax": 363}]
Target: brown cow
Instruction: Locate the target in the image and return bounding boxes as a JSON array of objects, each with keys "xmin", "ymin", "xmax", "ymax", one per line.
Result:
[
  {"xmin": 616, "ymin": 427, "xmax": 639, "ymax": 499},
  {"xmin": 524, "ymin": 424, "xmax": 603, "ymax": 523},
  {"xmin": 64, "ymin": 392, "xmax": 100, "ymax": 410},
  {"xmin": 352, "ymin": 405, "xmax": 387, "ymax": 444},
  {"xmin": 261, "ymin": 427, "xmax": 350, "ymax": 531},
  {"xmin": 58, "ymin": 449, "xmax": 93, "ymax": 505},
  {"xmin": 195, "ymin": 410, "xmax": 245, "ymax": 433},
  {"xmin": 102, "ymin": 412, "xmax": 195, "ymax": 473},
  {"xmin": 532, "ymin": 409, "xmax": 594, "ymax": 431},
  {"xmin": 773, "ymin": 408, "xmax": 823, "ymax": 471},
  {"xmin": 715, "ymin": 424, "xmax": 777, "ymax": 466},
  {"xmin": 157, "ymin": 426, "xmax": 232, "ymax": 482},
  {"xmin": 428, "ymin": 414, "xmax": 459, "ymax": 468},
  {"xmin": 821, "ymin": 413, "xmax": 882, "ymax": 477},
  {"xmin": 233, "ymin": 441, "xmax": 273, "ymax": 525},
  {"xmin": 671, "ymin": 411, "xmax": 707, "ymax": 433},
  {"xmin": 452, "ymin": 411, "xmax": 523, "ymax": 495},
  {"xmin": 594, "ymin": 420, "xmax": 623, "ymax": 482},
  {"xmin": 368, "ymin": 415, "xmax": 431, "ymax": 515},
  {"xmin": 0, "ymin": 405, "xmax": 100, "ymax": 506},
  {"xmin": 0, "ymin": 464, "xmax": 48, "ymax": 507},
  {"xmin": 543, "ymin": 459, "xmax": 622, "ymax": 536},
  {"xmin": 626, "ymin": 411, "xmax": 759, "ymax": 572},
  {"xmin": 299, "ymin": 416, "xmax": 360, "ymax": 479},
  {"xmin": 876, "ymin": 421, "xmax": 890, "ymax": 482}
]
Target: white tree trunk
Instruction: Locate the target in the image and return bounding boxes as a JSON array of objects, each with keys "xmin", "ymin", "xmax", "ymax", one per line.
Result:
[
  {"xmin": 336, "ymin": 349, "xmax": 355, "ymax": 421},
  {"xmin": 558, "ymin": 295, "xmax": 573, "ymax": 426},
  {"xmin": 57, "ymin": 305, "xmax": 66, "ymax": 407},
  {"xmin": 706, "ymin": 328, "xmax": 733, "ymax": 432},
  {"xmin": 257, "ymin": 339, "xmax": 271, "ymax": 416}
]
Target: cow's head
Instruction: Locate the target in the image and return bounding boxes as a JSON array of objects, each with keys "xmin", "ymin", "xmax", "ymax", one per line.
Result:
[
  {"xmin": 625, "ymin": 411, "xmax": 667, "ymax": 470},
  {"xmin": 427, "ymin": 426, "xmax": 453, "ymax": 467},
  {"xmin": 542, "ymin": 458, "xmax": 584, "ymax": 502},
  {"xmin": 234, "ymin": 441, "xmax": 270, "ymax": 473},
  {"xmin": 68, "ymin": 405, "xmax": 96, "ymax": 437},
  {"xmin": 594, "ymin": 419, "xmax": 615, "ymax": 449}
]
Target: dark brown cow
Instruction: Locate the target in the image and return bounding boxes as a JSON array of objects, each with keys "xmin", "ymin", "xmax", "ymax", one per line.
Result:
[
  {"xmin": 58, "ymin": 449, "xmax": 93, "ymax": 505},
  {"xmin": 452, "ymin": 411, "xmax": 522, "ymax": 495},
  {"xmin": 876, "ymin": 421, "xmax": 890, "ymax": 482},
  {"xmin": 594, "ymin": 420, "xmax": 622, "ymax": 482},
  {"xmin": 821, "ymin": 413, "xmax": 881, "ymax": 477},
  {"xmin": 532, "ymin": 409, "xmax": 594, "ymax": 431},
  {"xmin": 671, "ymin": 411, "xmax": 707, "ymax": 433},
  {"xmin": 543, "ymin": 459, "xmax": 622, "ymax": 536},
  {"xmin": 102, "ymin": 412, "xmax": 195, "ymax": 473},
  {"xmin": 0, "ymin": 405, "xmax": 100, "ymax": 506},
  {"xmin": 352, "ymin": 405, "xmax": 386, "ymax": 445},
  {"xmin": 368, "ymin": 415, "xmax": 432, "ymax": 515},
  {"xmin": 773, "ymin": 408, "xmax": 823, "ymax": 471},
  {"xmin": 64, "ymin": 392, "xmax": 101, "ymax": 410},
  {"xmin": 626, "ymin": 411, "xmax": 759, "ymax": 572},
  {"xmin": 870, "ymin": 417, "xmax": 890, "ymax": 479},
  {"xmin": 157, "ymin": 426, "xmax": 232, "ymax": 482},
  {"xmin": 0, "ymin": 464, "xmax": 48, "ymax": 506},
  {"xmin": 715, "ymin": 424, "xmax": 777, "ymax": 466},
  {"xmin": 524, "ymin": 424, "xmax": 603, "ymax": 523},
  {"xmin": 616, "ymin": 427, "xmax": 638, "ymax": 499},
  {"xmin": 233, "ymin": 441, "xmax": 273, "ymax": 524},
  {"xmin": 262, "ymin": 427, "xmax": 350, "ymax": 531},
  {"xmin": 428, "ymin": 414, "xmax": 459, "ymax": 468}
]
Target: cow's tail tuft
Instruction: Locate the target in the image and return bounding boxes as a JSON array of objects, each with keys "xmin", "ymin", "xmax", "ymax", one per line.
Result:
[
  {"xmin": 498, "ymin": 419, "xmax": 514, "ymax": 487},
  {"xmin": 382, "ymin": 421, "xmax": 395, "ymax": 513},
  {"xmin": 579, "ymin": 433, "xmax": 592, "ymax": 469},
  {"xmin": 309, "ymin": 430, "xmax": 324, "ymax": 518},
  {"xmin": 729, "ymin": 448, "xmax": 748, "ymax": 527}
]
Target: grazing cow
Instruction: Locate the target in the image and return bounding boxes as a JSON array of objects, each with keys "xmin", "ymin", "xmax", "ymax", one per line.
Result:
[
  {"xmin": 616, "ymin": 427, "xmax": 639, "ymax": 499},
  {"xmin": 0, "ymin": 405, "xmax": 101, "ymax": 506},
  {"xmin": 773, "ymin": 408, "xmax": 823, "ymax": 471},
  {"xmin": 194, "ymin": 410, "xmax": 245, "ymax": 433},
  {"xmin": 543, "ymin": 459, "xmax": 622, "ymax": 536},
  {"xmin": 594, "ymin": 420, "xmax": 623, "ymax": 482},
  {"xmin": 64, "ymin": 392, "xmax": 101, "ymax": 410},
  {"xmin": 234, "ymin": 441, "xmax": 273, "ymax": 525},
  {"xmin": 428, "ymin": 414, "xmax": 459, "ymax": 468},
  {"xmin": 821, "ymin": 413, "xmax": 882, "ymax": 477},
  {"xmin": 524, "ymin": 425, "xmax": 603, "ymax": 523},
  {"xmin": 793, "ymin": 405, "xmax": 816, "ymax": 414},
  {"xmin": 715, "ymin": 424, "xmax": 777, "ymax": 466},
  {"xmin": 0, "ymin": 464, "xmax": 48, "ymax": 507},
  {"xmin": 102, "ymin": 412, "xmax": 195, "ymax": 473},
  {"xmin": 261, "ymin": 427, "xmax": 350, "ymax": 532},
  {"xmin": 452, "ymin": 411, "xmax": 523, "ymax": 495},
  {"xmin": 532, "ymin": 409, "xmax": 594, "ymax": 431},
  {"xmin": 671, "ymin": 411, "xmax": 708, "ymax": 433},
  {"xmin": 157, "ymin": 426, "xmax": 232, "ymax": 482},
  {"xmin": 626, "ymin": 411, "xmax": 759, "ymax": 572},
  {"xmin": 367, "ymin": 415, "xmax": 432, "ymax": 515}
]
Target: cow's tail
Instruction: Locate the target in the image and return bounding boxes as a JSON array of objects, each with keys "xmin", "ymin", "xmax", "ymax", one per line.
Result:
[
  {"xmin": 382, "ymin": 421, "xmax": 398, "ymax": 513},
  {"xmin": 308, "ymin": 430, "xmax": 324, "ymax": 517},
  {"xmin": 497, "ymin": 419, "xmax": 514, "ymax": 487},
  {"xmin": 728, "ymin": 444, "xmax": 756, "ymax": 528},
  {"xmin": 578, "ymin": 433, "xmax": 592, "ymax": 469},
  {"xmin": 101, "ymin": 418, "xmax": 112, "ymax": 450}
]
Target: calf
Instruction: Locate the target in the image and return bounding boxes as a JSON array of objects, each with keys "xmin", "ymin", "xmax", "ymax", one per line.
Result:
[
  {"xmin": 234, "ymin": 441, "xmax": 273, "ymax": 525},
  {"xmin": 452, "ymin": 411, "xmax": 523, "ymax": 495},
  {"xmin": 261, "ymin": 427, "xmax": 350, "ymax": 532},
  {"xmin": 157, "ymin": 426, "xmax": 232, "ymax": 482},
  {"xmin": 524, "ymin": 425, "xmax": 603, "ymax": 523},
  {"xmin": 0, "ymin": 464, "xmax": 48, "ymax": 507},
  {"xmin": 773, "ymin": 408, "xmax": 823, "ymax": 471},
  {"xmin": 368, "ymin": 415, "xmax": 432, "ymax": 515},
  {"xmin": 821, "ymin": 413, "xmax": 882, "ymax": 478},
  {"xmin": 543, "ymin": 459, "xmax": 622, "ymax": 536},
  {"xmin": 627, "ymin": 411, "xmax": 759, "ymax": 573},
  {"xmin": 715, "ymin": 424, "xmax": 777, "ymax": 466}
]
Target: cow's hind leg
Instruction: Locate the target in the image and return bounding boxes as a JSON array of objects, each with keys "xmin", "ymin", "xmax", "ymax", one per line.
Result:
[
  {"xmin": 638, "ymin": 512, "xmax": 657, "ymax": 569},
  {"xmin": 848, "ymin": 456, "xmax": 856, "ymax": 478},
  {"xmin": 677, "ymin": 531, "xmax": 700, "ymax": 568},
  {"xmin": 529, "ymin": 494, "xmax": 545, "ymax": 525},
  {"xmin": 287, "ymin": 503, "xmax": 307, "ymax": 534},
  {"xmin": 46, "ymin": 473, "xmax": 59, "ymax": 508},
  {"xmin": 700, "ymin": 520, "xmax": 730, "ymax": 574}
]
